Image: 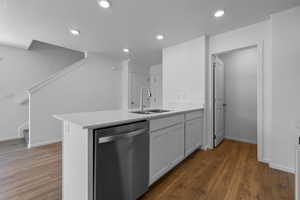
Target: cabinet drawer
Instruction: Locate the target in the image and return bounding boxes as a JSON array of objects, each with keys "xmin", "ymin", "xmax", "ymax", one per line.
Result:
[
  {"xmin": 150, "ymin": 114, "xmax": 184, "ymax": 132},
  {"xmin": 185, "ymin": 110, "xmax": 204, "ymax": 121}
]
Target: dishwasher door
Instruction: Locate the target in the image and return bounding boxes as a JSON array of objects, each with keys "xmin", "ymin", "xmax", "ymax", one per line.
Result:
[{"xmin": 94, "ymin": 121, "xmax": 149, "ymax": 200}]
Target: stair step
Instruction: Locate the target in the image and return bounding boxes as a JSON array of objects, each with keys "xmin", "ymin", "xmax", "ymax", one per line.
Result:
[{"xmin": 23, "ymin": 130, "xmax": 29, "ymax": 145}]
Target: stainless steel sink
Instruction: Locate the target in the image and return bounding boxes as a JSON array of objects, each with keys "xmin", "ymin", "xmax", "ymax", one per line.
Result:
[
  {"xmin": 130, "ymin": 111, "xmax": 153, "ymax": 115},
  {"xmin": 130, "ymin": 109, "xmax": 171, "ymax": 115},
  {"xmin": 146, "ymin": 109, "xmax": 171, "ymax": 113}
]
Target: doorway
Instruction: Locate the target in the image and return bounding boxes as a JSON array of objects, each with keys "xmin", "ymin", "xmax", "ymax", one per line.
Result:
[{"xmin": 212, "ymin": 46, "xmax": 259, "ymax": 150}]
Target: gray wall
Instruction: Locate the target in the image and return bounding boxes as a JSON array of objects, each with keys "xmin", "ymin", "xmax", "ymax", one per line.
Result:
[
  {"xmin": 163, "ymin": 36, "xmax": 206, "ymax": 108},
  {"xmin": 0, "ymin": 41, "xmax": 84, "ymax": 141},
  {"xmin": 219, "ymin": 47, "xmax": 257, "ymax": 144},
  {"xmin": 30, "ymin": 54, "xmax": 123, "ymax": 146},
  {"xmin": 271, "ymin": 6, "xmax": 300, "ymax": 171},
  {"xmin": 128, "ymin": 61, "xmax": 151, "ymax": 109}
]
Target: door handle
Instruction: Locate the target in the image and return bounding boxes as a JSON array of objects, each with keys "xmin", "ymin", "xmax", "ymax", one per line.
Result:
[{"xmin": 98, "ymin": 129, "xmax": 147, "ymax": 144}]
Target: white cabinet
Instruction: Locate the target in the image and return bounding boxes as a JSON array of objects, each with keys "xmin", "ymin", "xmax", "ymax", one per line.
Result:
[
  {"xmin": 150, "ymin": 114, "xmax": 184, "ymax": 132},
  {"xmin": 149, "ymin": 115, "xmax": 184, "ymax": 185},
  {"xmin": 149, "ymin": 110, "xmax": 204, "ymax": 185},
  {"xmin": 185, "ymin": 118, "xmax": 203, "ymax": 156},
  {"xmin": 185, "ymin": 111, "xmax": 204, "ymax": 157}
]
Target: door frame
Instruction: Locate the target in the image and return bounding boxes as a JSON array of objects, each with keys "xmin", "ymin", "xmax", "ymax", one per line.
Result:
[
  {"xmin": 206, "ymin": 42, "xmax": 264, "ymax": 162},
  {"xmin": 212, "ymin": 55, "xmax": 225, "ymax": 148}
]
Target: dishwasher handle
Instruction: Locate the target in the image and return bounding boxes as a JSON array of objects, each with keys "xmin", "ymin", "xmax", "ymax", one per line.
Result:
[{"xmin": 98, "ymin": 128, "xmax": 147, "ymax": 144}]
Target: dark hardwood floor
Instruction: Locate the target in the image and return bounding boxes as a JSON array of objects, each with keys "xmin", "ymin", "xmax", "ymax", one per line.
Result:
[{"xmin": 0, "ymin": 139, "xmax": 294, "ymax": 200}]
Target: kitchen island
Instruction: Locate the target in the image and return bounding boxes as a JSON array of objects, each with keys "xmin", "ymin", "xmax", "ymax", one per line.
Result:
[{"xmin": 54, "ymin": 107, "xmax": 204, "ymax": 200}]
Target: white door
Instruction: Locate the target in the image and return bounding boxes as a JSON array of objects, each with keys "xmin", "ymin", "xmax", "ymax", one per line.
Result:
[{"xmin": 213, "ymin": 56, "xmax": 225, "ymax": 147}]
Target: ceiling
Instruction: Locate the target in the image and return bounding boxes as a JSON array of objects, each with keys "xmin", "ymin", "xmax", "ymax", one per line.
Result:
[{"xmin": 1, "ymin": 0, "xmax": 299, "ymax": 66}]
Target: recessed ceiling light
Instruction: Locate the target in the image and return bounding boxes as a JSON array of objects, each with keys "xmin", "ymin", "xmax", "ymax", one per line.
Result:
[
  {"xmin": 156, "ymin": 35, "xmax": 164, "ymax": 40},
  {"xmin": 98, "ymin": 0, "xmax": 111, "ymax": 8},
  {"xmin": 123, "ymin": 48, "xmax": 130, "ymax": 53},
  {"xmin": 214, "ymin": 10, "xmax": 225, "ymax": 18},
  {"xmin": 70, "ymin": 29, "xmax": 80, "ymax": 36}
]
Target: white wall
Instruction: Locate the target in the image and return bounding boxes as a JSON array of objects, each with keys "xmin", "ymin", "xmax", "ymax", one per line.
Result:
[
  {"xmin": 0, "ymin": 41, "xmax": 83, "ymax": 141},
  {"xmin": 150, "ymin": 64, "xmax": 162, "ymax": 108},
  {"xmin": 163, "ymin": 36, "xmax": 207, "ymax": 109},
  {"xmin": 121, "ymin": 60, "xmax": 129, "ymax": 110},
  {"xmin": 209, "ymin": 20, "xmax": 272, "ymax": 162},
  {"xmin": 29, "ymin": 54, "xmax": 123, "ymax": 146},
  {"xmin": 219, "ymin": 47, "xmax": 258, "ymax": 144},
  {"xmin": 270, "ymin": 6, "xmax": 300, "ymax": 172}
]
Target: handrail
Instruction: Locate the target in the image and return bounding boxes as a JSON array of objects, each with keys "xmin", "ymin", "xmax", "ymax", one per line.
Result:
[
  {"xmin": 13, "ymin": 91, "xmax": 29, "ymax": 104},
  {"xmin": 28, "ymin": 55, "xmax": 87, "ymax": 94},
  {"xmin": 0, "ymin": 53, "xmax": 87, "ymax": 103}
]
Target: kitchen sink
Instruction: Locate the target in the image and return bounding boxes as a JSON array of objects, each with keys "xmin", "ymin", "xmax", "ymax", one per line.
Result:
[
  {"xmin": 146, "ymin": 109, "xmax": 171, "ymax": 113},
  {"xmin": 130, "ymin": 109, "xmax": 171, "ymax": 115},
  {"xmin": 130, "ymin": 111, "xmax": 153, "ymax": 114}
]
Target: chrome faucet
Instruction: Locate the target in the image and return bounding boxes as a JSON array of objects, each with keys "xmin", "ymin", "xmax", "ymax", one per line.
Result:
[{"xmin": 139, "ymin": 88, "xmax": 152, "ymax": 112}]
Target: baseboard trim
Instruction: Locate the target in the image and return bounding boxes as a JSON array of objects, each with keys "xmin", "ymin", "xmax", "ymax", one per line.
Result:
[
  {"xmin": 29, "ymin": 139, "xmax": 62, "ymax": 148},
  {"xmin": 201, "ymin": 145, "xmax": 210, "ymax": 150},
  {"xmin": 0, "ymin": 136, "xmax": 24, "ymax": 142},
  {"xmin": 225, "ymin": 136, "xmax": 257, "ymax": 144},
  {"xmin": 269, "ymin": 162, "xmax": 295, "ymax": 174},
  {"xmin": 261, "ymin": 157, "xmax": 271, "ymax": 164}
]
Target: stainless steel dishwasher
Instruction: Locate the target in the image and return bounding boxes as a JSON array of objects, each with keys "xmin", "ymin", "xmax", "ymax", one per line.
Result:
[{"xmin": 93, "ymin": 120, "xmax": 149, "ymax": 200}]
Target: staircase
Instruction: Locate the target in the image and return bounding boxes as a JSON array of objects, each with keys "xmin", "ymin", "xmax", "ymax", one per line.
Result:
[
  {"xmin": 18, "ymin": 122, "xmax": 29, "ymax": 146},
  {"xmin": 23, "ymin": 129, "xmax": 29, "ymax": 145},
  {"xmin": 0, "ymin": 40, "xmax": 85, "ymax": 147},
  {"xmin": 0, "ymin": 90, "xmax": 29, "ymax": 145}
]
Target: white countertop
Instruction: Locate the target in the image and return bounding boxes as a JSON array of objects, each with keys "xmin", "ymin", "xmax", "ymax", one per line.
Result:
[{"xmin": 54, "ymin": 107, "xmax": 204, "ymax": 129}]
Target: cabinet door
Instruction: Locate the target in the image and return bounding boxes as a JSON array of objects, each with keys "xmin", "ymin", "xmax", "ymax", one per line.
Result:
[
  {"xmin": 193, "ymin": 117, "xmax": 203, "ymax": 147},
  {"xmin": 168, "ymin": 124, "xmax": 185, "ymax": 168},
  {"xmin": 149, "ymin": 123, "xmax": 184, "ymax": 185},
  {"xmin": 150, "ymin": 128, "xmax": 170, "ymax": 185},
  {"xmin": 185, "ymin": 117, "xmax": 204, "ymax": 157}
]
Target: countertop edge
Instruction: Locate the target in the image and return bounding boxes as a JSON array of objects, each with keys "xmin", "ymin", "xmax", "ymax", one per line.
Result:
[
  {"xmin": 82, "ymin": 108, "xmax": 204, "ymax": 129},
  {"xmin": 54, "ymin": 108, "xmax": 204, "ymax": 130}
]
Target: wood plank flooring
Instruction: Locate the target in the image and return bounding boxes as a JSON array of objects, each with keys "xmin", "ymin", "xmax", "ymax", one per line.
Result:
[
  {"xmin": 0, "ymin": 139, "xmax": 294, "ymax": 200},
  {"xmin": 140, "ymin": 140, "xmax": 294, "ymax": 200},
  {"xmin": 0, "ymin": 139, "xmax": 27, "ymax": 155},
  {"xmin": 0, "ymin": 143, "xmax": 61, "ymax": 200}
]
